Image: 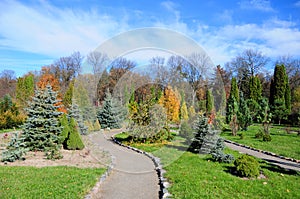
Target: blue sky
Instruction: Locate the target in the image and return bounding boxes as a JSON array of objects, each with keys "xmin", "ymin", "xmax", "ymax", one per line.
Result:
[{"xmin": 0, "ymin": 0, "xmax": 300, "ymax": 77}]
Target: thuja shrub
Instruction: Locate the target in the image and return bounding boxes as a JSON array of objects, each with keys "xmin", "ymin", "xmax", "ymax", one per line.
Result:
[{"xmin": 234, "ymin": 154, "xmax": 260, "ymax": 178}]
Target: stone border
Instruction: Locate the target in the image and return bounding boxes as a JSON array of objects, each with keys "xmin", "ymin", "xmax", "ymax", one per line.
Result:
[
  {"xmin": 111, "ymin": 136, "xmax": 171, "ymax": 199},
  {"xmin": 224, "ymin": 139, "xmax": 300, "ymax": 163}
]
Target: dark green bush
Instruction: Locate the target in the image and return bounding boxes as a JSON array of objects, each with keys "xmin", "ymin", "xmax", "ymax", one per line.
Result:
[
  {"xmin": 66, "ymin": 118, "xmax": 85, "ymax": 150},
  {"xmin": 234, "ymin": 154, "xmax": 260, "ymax": 178},
  {"xmin": 255, "ymin": 130, "xmax": 263, "ymax": 138},
  {"xmin": 238, "ymin": 132, "xmax": 244, "ymax": 139},
  {"xmin": 262, "ymin": 133, "xmax": 272, "ymax": 142}
]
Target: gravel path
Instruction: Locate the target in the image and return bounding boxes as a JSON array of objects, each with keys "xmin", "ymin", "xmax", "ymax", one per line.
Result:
[
  {"xmin": 88, "ymin": 130, "xmax": 159, "ymax": 199},
  {"xmin": 225, "ymin": 141, "xmax": 300, "ymax": 172}
]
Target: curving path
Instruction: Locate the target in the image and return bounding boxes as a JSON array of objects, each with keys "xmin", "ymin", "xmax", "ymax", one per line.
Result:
[
  {"xmin": 225, "ymin": 141, "xmax": 300, "ymax": 172},
  {"xmin": 88, "ymin": 129, "xmax": 159, "ymax": 199}
]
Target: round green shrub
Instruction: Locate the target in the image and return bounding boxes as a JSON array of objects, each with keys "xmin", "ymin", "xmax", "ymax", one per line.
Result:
[
  {"xmin": 262, "ymin": 134, "xmax": 272, "ymax": 142},
  {"xmin": 234, "ymin": 154, "xmax": 260, "ymax": 178}
]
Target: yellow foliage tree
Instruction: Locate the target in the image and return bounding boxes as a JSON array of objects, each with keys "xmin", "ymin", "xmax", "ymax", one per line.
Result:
[{"xmin": 159, "ymin": 86, "xmax": 180, "ymax": 123}]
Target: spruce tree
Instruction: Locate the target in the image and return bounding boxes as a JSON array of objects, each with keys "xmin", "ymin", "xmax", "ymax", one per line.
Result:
[
  {"xmin": 97, "ymin": 91, "xmax": 126, "ymax": 129},
  {"xmin": 189, "ymin": 115, "xmax": 218, "ymax": 154},
  {"xmin": 238, "ymin": 92, "xmax": 252, "ymax": 130},
  {"xmin": 21, "ymin": 85, "xmax": 62, "ymax": 151},
  {"xmin": 68, "ymin": 103, "xmax": 88, "ymax": 135}
]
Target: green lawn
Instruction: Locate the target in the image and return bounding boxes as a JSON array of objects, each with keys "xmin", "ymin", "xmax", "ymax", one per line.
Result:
[
  {"xmin": 221, "ymin": 124, "xmax": 300, "ymax": 160},
  {"xmin": 115, "ymin": 133, "xmax": 300, "ymax": 199},
  {"xmin": 0, "ymin": 166, "xmax": 105, "ymax": 199},
  {"xmin": 0, "ymin": 128, "xmax": 20, "ymax": 134}
]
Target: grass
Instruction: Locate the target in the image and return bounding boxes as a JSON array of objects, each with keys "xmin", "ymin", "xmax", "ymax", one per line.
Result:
[
  {"xmin": 0, "ymin": 128, "xmax": 20, "ymax": 134},
  {"xmin": 114, "ymin": 132, "xmax": 300, "ymax": 199},
  {"xmin": 0, "ymin": 166, "xmax": 105, "ymax": 199},
  {"xmin": 221, "ymin": 124, "xmax": 300, "ymax": 160}
]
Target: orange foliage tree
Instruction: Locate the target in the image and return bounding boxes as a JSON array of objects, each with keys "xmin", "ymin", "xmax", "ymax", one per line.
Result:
[{"xmin": 36, "ymin": 67, "xmax": 67, "ymax": 113}]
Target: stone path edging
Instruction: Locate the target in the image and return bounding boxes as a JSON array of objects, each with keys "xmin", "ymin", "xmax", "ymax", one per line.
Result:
[
  {"xmin": 111, "ymin": 136, "xmax": 171, "ymax": 199},
  {"xmin": 224, "ymin": 139, "xmax": 300, "ymax": 163}
]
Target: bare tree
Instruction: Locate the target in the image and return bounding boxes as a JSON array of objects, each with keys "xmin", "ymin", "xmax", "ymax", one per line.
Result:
[
  {"xmin": 227, "ymin": 49, "xmax": 269, "ymax": 79},
  {"xmin": 0, "ymin": 70, "xmax": 16, "ymax": 98},
  {"xmin": 87, "ymin": 51, "xmax": 109, "ymax": 77},
  {"xmin": 51, "ymin": 51, "xmax": 84, "ymax": 93}
]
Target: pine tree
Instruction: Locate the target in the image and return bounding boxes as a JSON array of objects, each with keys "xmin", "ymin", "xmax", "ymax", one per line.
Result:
[
  {"xmin": 97, "ymin": 91, "xmax": 126, "ymax": 129},
  {"xmin": 21, "ymin": 85, "xmax": 62, "ymax": 152},
  {"xmin": 238, "ymin": 92, "xmax": 252, "ymax": 130}
]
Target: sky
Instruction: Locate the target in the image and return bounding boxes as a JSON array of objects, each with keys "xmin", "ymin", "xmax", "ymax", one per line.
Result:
[{"xmin": 0, "ymin": 0, "xmax": 300, "ymax": 77}]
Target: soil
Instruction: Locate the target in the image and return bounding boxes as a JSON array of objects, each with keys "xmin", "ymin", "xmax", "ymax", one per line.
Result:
[{"xmin": 0, "ymin": 131, "xmax": 111, "ymax": 168}]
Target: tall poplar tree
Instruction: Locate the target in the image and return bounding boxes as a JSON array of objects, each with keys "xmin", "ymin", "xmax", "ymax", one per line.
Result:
[{"xmin": 270, "ymin": 64, "xmax": 291, "ymax": 123}]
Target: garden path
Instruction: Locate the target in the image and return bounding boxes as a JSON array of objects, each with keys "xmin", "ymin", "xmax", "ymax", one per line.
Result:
[
  {"xmin": 225, "ymin": 141, "xmax": 300, "ymax": 172},
  {"xmin": 87, "ymin": 129, "xmax": 159, "ymax": 199}
]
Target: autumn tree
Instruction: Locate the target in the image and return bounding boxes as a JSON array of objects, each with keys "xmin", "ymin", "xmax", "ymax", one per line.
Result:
[
  {"xmin": 159, "ymin": 86, "xmax": 180, "ymax": 123},
  {"xmin": 180, "ymin": 99, "xmax": 189, "ymax": 120},
  {"xmin": 36, "ymin": 67, "xmax": 66, "ymax": 113}
]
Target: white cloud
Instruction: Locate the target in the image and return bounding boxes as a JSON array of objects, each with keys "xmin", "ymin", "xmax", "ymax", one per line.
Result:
[
  {"xmin": 239, "ymin": 0, "xmax": 275, "ymax": 12},
  {"xmin": 0, "ymin": 0, "xmax": 299, "ymax": 72},
  {"xmin": 0, "ymin": 0, "xmax": 126, "ymax": 57},
  {"xmin": 295, "ymin": 1, "xmax": 300, "ymax": 7}
]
